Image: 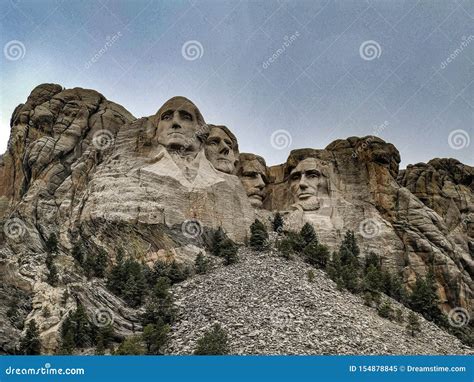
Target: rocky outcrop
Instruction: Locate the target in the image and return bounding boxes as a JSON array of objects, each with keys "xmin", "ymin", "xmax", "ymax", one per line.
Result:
[{"xmin": 0, "ymin": 84, "xmax": 472, "ymax": 354}]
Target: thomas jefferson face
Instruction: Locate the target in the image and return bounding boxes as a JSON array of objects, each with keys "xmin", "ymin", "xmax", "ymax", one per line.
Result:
[
  {"xmin": 205, "ymin": 127, "xmax": 237, "ymax": 174},
  {"xmin": 155, "ymin": 98, "xmax": 201, "ymax": 153},
  {"xmin": 239, "ymin": 159, "xmax": 267, "ymax": 207},
  {"xmin": 289, "ymin": 158, "xmax": 326, "ymax": 211}
]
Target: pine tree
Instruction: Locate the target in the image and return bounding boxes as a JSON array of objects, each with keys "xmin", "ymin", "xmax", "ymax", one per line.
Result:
[
  {"xmin": 363, "ymin": 264, "xmax": 383, "ymax": 293},
  {"xmin": 142, "ymin": 322, "xmax": 170, "ymax": 355},
  {"xmin": 221, "ymin": 239, "xmax": 238, "ymax": 265},
  {"xmin": 195, "ymin": 252, "xmax": 210, "ymax": 274},
  {"xmin": 72, "ymin": 243, "xmax": 84, "ymax": 265},
  {"xmin": 409, "ymin": 269, "xmax": 442, "ymax": 322},
  {"xmin": 93, "ymin": 249, "xmax": 108, "ymax": 278},
  {"xmin": 212, "ymin": 227, "xmax": 227, "ymax": 257},
  {"xmin": 272, "ymin": 212, "xmax": 284, "ymax": 233},
  {"xmin": 303, "ymin": 241, "xmax": 329, "ymax": 269},
  {"xmin": 300, "ymin": 223, "xmax": 317, "ymax": 246},
  {"xmin": 114, "ymin": 336, "xmax": 145, "ymax": 355},
  {"xmin": 194, "ymin": 323, "xmax": 230, "ymax": 355},
  {"xmin": 45, "ymin": 233, "xmax": 58, "ymax": 254},
  {"xmin": 377, "ymin": 300, "xmax": 393, "ymax": 319},
  {"xmin": 19, "ymin": 320, "xmax": 41, "ymax": 355},
  {"xmin": 249, "ymin": 219, "xmax": 268, "ymax": 251},
  {"xmin": 46, "ymin": 253, "xmax": 59, "ymax": 286},
  {"xmin": 141, "ymin": 278, "xmax": 177, "ymax": 327},
  {"xmin": 407, "ymin": 311, "xmax": 421, "ymax": 337}
]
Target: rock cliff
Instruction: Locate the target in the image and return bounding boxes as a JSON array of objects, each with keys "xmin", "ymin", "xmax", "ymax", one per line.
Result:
[{"xmin": 0, "ymin": 84, "xmax": 472, "ymax": 354}]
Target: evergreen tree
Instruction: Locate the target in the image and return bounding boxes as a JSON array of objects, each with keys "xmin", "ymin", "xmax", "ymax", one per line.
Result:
[
  {"xmin": 114, "ymin": 336, "xmax": 145, "ymax": 355},
  {"xmin": 19, "ymin": 320, "xmax": 41, "ymax": 355},
  {"xmin": 303, "ymin": 241, "xmax": 329, "ymax": 269},
  {"xmin": 300, "ymin": 223, "xmax": 317, "ymax": 246},
  {"xmin": 45, "ymin": 233, "xmax": 58, "ymax": 254},
  {"xmin": 249, "ymin": 219, "xmax": 268, "ymax": 251},
  {"xmin": 142, "ymin": 322, "xmax": 170, "ymax": 355},
  {"xmin": 409, "ymin": 269, "xmax": 442, "ymax": 322},
  {"xmin": 194, "ymin": 323, "xmax": 230, "ymax": 355},
  {"xmin": 339, "ymin": 230, "xmax": 360, "ymax": 269},
  {"xmin": 141, "ymin": 278, "xmax": 176, "ymax": 327},
  {"xmin": 221, "ymin": 239, "xmax": 238, "ymax": 265},
  {"xmin": 46, "ymin": 253, "xmax": 59, "ymax": 286},
  {"xmin": 363, "ymin": 264, "xmax": 383, "ymax": 293},
  {"xmin": 93, "ymin": 249, "xmax": 108, "ymax": 278},
  {"xmin": 377, "ymin": 300, "xmax": 394, "ymax": 319},
  {"xmin": 211, "ymin": 227, "xmax": 227, "ymax": 257},
  {"xmin": 72, "ymin": 243, "xmax": 84, "ymax": 265},
  {"xmin": 364, "ymin": 251, "xmax": 381, "ymax": 272},
  {"xmin": 195, "ymin": 252, "xmax": 210, "ymax": 274},
  {"xmin": 407, "ymin": 311, "xmax": 421, "ymax": 337},
  {"xmin": 60, "ymin": 316, "xmax": 75, "ymax": 354},
  {"xmin": 272, "ymin": 212, "xmax": 284, "ymax": 233},
  {"xmin": 167, "ymin": 261, "xmax": 190, "ymax": 284}
]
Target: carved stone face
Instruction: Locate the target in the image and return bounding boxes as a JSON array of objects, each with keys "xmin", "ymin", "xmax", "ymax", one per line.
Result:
[
  {"xmin": 289, "ymin": 158, "xmax": 326, "ymax": 211},
  {"xmin": 239, "ymin": 158, "xmax": 267, "ymax": 207},
  {"xmin": 205, "ymin": 126, "xmax": 237, "ymax": 174},
  {"xmin": 155, "ymin": 98, "xmax": 202, "ymax": 153}
]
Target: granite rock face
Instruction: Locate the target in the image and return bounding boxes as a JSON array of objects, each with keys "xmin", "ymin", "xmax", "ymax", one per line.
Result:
[{"xmin": 0, "ymin": 84, "xmax": 472, "ymax": 354}]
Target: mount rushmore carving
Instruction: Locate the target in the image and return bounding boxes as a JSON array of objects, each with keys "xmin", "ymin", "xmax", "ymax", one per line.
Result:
[{"xmin": 0, "ymin": 84, "xmax": 472, "ymax": 352}]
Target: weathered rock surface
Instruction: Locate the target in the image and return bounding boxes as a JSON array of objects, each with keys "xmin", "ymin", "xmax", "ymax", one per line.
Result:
[{"xmin": 0, "ymin": 84, "xmax": 472, "ymax": 354}]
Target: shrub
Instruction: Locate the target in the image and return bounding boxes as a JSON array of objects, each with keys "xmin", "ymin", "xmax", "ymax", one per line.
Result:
[
  {"xmin": 272, "ymin": 212, "xmax": 284, "ymax": 233},
  {"xmin": 194, "ymin": 323, "xmax": 230, "ymax": 355},
  {"xmin": 377, "ymin": 300, "xmax": 393, "ymax": 319},
  {"xmin": 406, "ymin": 311, "xmax": 421, "ymax": 337},
  {"xmin": 19, "ymin": 320, "xmax": 41, "ymax": 355},
  {"xmin": 221, "ymin": 239, "xmax": 238, "ymax": 265},
  {"xmin": 249, "ymin": 219, "xmax": 268, "ymax": 251},
  {"xmin": 45, "ymin": 233, "xmax": 58, "ymax": 254},
  {"xmin": 300, "ymin": 223, "xmax": 317, "ymax": 245},
  {"xmin": 115, "ymin": 336, "xmax": 145, "ymax": 355},
  {"xmin": 307, "ymin": 269, "xmax": 315, "ymax": 283},
  {"xmin": 303, "ymin": 242, "xmax": 329, "ymax": 269},
  {"xmin": 46, "ymin": 253, "xmax": 59, "ymax": 286},
  {"xmin": 195, "ymin": 252, "xmax": 210, "ymax": 274}
]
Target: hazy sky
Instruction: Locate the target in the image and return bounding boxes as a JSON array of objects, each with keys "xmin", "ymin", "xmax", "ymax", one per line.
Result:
[{"xmin": 1, "ymin": 0, "xmax": 473, "ymax": 167}]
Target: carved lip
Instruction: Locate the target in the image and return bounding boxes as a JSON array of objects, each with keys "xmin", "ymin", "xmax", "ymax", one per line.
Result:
[
  {"xmin": 249, "ymin": 194, "xmax": 263, "ymax": 200},
  {"xmin": 297, "ymin": 193, "xmax": 316, "ymax": 200},
  {"xmin": 168, "ymin": 132, "xmax": 184, "ymax": 136}
]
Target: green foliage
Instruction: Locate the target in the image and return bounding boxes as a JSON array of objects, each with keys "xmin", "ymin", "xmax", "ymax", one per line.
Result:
[
  {"xmin": 303, "ymin": 241, "xmax": 329, "ymax": 269},
  {"xmin": 211, "ymin": 227, "xmax": 227, "ymax": 257},
  {"xmin": 195, "ymin": 252, "xmax": 210, "ymax": 274},
  {"xmin": 364, "ymin": 251, "xmax": 381, "ymax": 271},
  {"xmin": 221, "ymin": 239, "xmax": 238, "ymax": 265},
  {"xmin": 46, "ymin": 253, "xmax": 59, "ymax": 286},
  {"xmin": 19, "ymin": 320, "xmax": 41, "ymax": 355},
  {"xmin": 45, "ymin": 233, "xmax": 58, "ymax": 254},
  {"xmin": 406, "ymin": 311, "xmax": 421, "ymax": 337},
  {"xmin": 300, "ymin": 223, "xmax": 317, "ymax": 246},
  {"xmin": 60, "ymin": 303, "xmax": 97, "ymax": 351},
  {"xmin": 377, "ymin": 300, "xmax": 394, "ymax": 319},
  {"xmin": 280, "ymin": 231, "xmax": 306, "ymax": 254},
  {"xmin": 151, "ymin": 260, "xmax": 190, "ymax": 285},
  {"xmin": 363, "ymin": 264, "xmax": 383, "ymax": 293},
  {"xmin": 141, "ymin": 278, "xmax": 177, "ymax": 328},
  {"xmin": 272, "ymin": 212, "xmax": 284, "ymax": 233},
  {"xmin": 72, "ymin": 243, "xmax": 84, "ymax": 265},
  {"xmin": 395, "ymin": 308, "xmax": 404, "ymax": 323},
  {"xmin": 277, "ymin": 237, "xmax": 294, "ymax": 260},
  {"xmin": 307, "ymin": 269, "xmax": 315, "ymax": 283},
  {"xmin": 82, "ymin": 249, "xmax": 109, "ymax": 279},
  {"xmin": 194, "ymin": 323, "xmax": 230, "ymax": 355},
  {"xmin": 107, "ymin": 252, "xmax": 148, "ymax": 307},
  {"xmin": 142, "ymin": 322, "xmax": 170, "ymax": 355},
  {"xmin": 408, "ymin": 269, "xmax": 442, "ymax": 323},
  {"xmin": 249, "ymin": 219, "xmax": 268, "ymax": 251},
  {"xmin": 114, "ymin": 336, "xmax": 145, "ymax": 355}
]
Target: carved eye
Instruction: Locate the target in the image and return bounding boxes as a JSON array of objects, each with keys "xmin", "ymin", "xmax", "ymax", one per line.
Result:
[
  {"xmin": 161, "ymin": 113, "xmax": 172, "ymax": 121},
  {"xmin": 307, "ymin": 171, "xmax": 320, "ymax": 178},
  {"xmin": 207, "ymin": 138, "xmax": 219, "ymax": 146},
  {"xmin": 181, "ymin": 112, "xmax": 192, "ymax": 121},
  {"xmin": 290, "ymin": 173, "xmax": 301, "ymax": 181}
]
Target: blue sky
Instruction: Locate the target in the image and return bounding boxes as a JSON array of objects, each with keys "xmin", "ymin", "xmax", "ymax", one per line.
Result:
[{"xmin": 1, "ymin": 0, "xmax": 473, "ymax": 167}]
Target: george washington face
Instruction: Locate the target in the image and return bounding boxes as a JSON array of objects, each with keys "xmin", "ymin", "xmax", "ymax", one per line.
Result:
[{"xmin": 155, "ymin": 97, "xmax": 203, "ymax": 153}]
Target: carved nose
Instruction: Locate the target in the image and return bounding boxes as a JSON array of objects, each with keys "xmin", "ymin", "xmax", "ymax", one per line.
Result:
[
  {"xmin": 299, "ymin": 177, "xmax": 308, "ymax": 189},
  {"xmin": 219, "ymin": 143, "xmax": 230, "ymax": 155},
  {"xmin": 171, "ymin": 123, "xmax": 181, "ymax": 130},
  {"xmin": 255, "ymin": 175, "xmax": 265, "ymax": 189}
]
